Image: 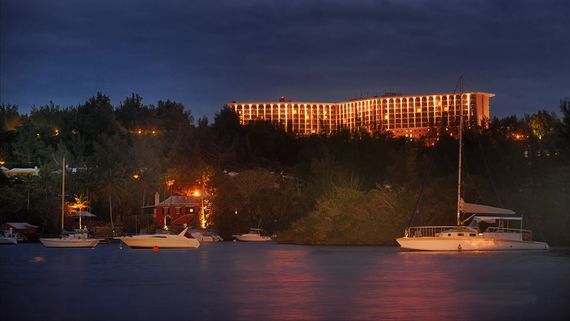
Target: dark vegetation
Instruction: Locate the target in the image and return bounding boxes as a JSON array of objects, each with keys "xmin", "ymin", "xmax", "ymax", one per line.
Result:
[{"xmin": 1, "ymin": 94, "xmax": 569, "ymax": 244}]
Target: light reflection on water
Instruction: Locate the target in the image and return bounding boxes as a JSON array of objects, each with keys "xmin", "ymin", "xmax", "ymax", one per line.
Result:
[{"xmin": 1, "ymin": 244, "xmax": 569, "ymax": 320}]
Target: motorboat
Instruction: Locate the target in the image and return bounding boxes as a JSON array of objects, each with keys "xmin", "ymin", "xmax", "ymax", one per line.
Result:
[
  {"xmin": 190, "ymin": 229, "xmax": 223, "ymax": 242},
  {"xmin": 40, "ymin": 157, "xmax": 99, "ymax": 249},
  {"xmin": 234, "ymin": 228, "xmax": 272, "ymax": 242},
  {"xmin": 117, "ymin": 227, "xmax": 200, "ymax": 249},
  {"xmin": 396, "ymin": 77, "xmax": 549, "ymax": 251},
  {"xmin": 0, "ymin": 230, "xmax": 18, "ymax": 245},
  {"xmin": 40, "ymin": 229, "xmax": 100, "ymax": 248}
]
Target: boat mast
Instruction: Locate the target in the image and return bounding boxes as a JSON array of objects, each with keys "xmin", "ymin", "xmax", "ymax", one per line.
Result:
[
  {"xmin": 456, "ymin": 77, "xmax": 464, "ymax": 226},
  {"xmin": 61, "ymin": 156, "xmax": 65, "ymax": 232}
]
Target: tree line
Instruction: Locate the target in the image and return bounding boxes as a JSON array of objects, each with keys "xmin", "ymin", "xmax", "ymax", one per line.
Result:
[{"xmin": 1, "ymin": 94, "xmax": 569, "ymax": 244}]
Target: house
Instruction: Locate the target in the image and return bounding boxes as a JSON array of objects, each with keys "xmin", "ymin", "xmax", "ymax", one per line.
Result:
[
  {"xmin": 153, "ymin": 193, "xmax": 201, "ymax": 230},
  {"xmin": 1, "ymin": 222, "xmax": 39, "ymax": 242}
]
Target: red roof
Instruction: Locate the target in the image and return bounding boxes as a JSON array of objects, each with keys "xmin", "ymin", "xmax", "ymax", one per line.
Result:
[{"xmin": 155, "ymin": 196, "xmax": 200, "ymax": 208}]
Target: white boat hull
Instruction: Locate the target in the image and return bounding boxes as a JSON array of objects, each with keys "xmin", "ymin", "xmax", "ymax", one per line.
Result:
[
  {"xmin": 235, "ymin": 235, "xmax": 272, "ymax": 242},
  {"xmin": 396, "ymin": 237, "xmax": 549, "ymax": 251},
  {"xmin": 118, "ymin": 236, "xmax": 200, "ymax": 249},
  {"xmin": 0, "ymin": 237, "xmax": 18, "ymax": 245},
  {"xmin": 190, "ymin": 232, "xmax": 223, "ymax": 243},
  {"xmin": 40, "ymin": 238, "xmax": 99, "ymax": 248}
]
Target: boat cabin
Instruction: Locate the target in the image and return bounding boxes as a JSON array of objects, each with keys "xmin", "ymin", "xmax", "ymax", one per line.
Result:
[
  {"xmin": 461, "ymin": 200, "xmax": 530, "ymax": 241},
  {"xmin": 247, "ymin": 228, "xmax": 266, "ymax": 235},
  {"xmin": 435, "ymin": 227, "xmax": 479, "ymax": 238}
]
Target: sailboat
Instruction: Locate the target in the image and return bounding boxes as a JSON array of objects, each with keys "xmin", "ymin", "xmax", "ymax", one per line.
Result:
[
  {"xmin": 396, "ymin": 78, "xmax": 549, "ymax": 251},
  {"xmin": 40, "ymin": 157, "xmax": 100, "ymax": 248}
]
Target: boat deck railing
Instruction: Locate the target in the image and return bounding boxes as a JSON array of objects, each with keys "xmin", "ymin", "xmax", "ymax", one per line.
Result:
[
  {"xmin": 404, "ymin": 226, "xmax": 468, "ymax": 238},
  {"xmin": 487, "ymin": 227, "xmax": 532, "ymax": 240},
  {"xmin": 404, "ymin": 226, "xmax": 533, "ymax": 241}
]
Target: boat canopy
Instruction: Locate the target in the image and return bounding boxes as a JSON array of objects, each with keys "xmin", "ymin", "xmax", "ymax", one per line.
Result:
[
  {"xmin": 470, "ymin": 215, "xmax": 522, "ymax": 224},
  {"xmin": 460, "ymin": 199, "xmax": 517, "ymax": 215}
]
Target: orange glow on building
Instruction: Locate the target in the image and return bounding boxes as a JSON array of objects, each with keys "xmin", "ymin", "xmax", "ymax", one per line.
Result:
[
  {"xmin": 510, "ymin": 132, "xmax": 528, "ymax": 141},
  {"xmin": 227, "ymin": 92, "xmax": 494, "ymax": 138}
]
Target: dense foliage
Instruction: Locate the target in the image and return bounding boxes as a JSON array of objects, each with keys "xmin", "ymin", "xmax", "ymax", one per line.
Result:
[{"xmin": 1, "ymin": 95, "xmax": 569, "ymax": 244}]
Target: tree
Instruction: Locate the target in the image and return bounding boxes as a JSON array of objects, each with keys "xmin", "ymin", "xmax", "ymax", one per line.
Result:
[
  {"xmin": 91, "ymin": 134, "xmax": 131, "ymax": 235},
  {"xmin": 70, "ymin": 194, "xmax": 89, "ymax": 230},
  {"xmin": 115, "ymin": 93, "xmax": 152, "ymax": 130},
  {"xmin": 528, "ymin": 110, "xmax": 558, "ymax": 140},
  {"xmin": 559, "ymin": 98, "xmax": 570, "ymax": 150},
  {"xmin": 0, "ymin": 104, "xmax": 22, "ymax": 132},
  {"xmin": 11, "ymin": 119, "xmax": 51, "ymax": 166}
]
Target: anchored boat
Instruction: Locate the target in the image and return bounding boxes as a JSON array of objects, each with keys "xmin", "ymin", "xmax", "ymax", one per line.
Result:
[
  {"xmin": 40, "ymin": 157, "xmax": 99, "ymax": 249},
  {"xmin": 117, "ymin": 227, "xmax": 200, "ymax": 249},
  {"xmin": 234, "ymin": 228, "xmax": 272, "ymax": 242},
  {"xmin": 396, "ymin": 77, "xmax": 549, "ymax": 251}
]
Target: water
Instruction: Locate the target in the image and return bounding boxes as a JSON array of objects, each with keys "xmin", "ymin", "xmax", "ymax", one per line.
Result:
[{"xmin": 1, "ymin": 243, "xmax": 569, "ymax": 321}]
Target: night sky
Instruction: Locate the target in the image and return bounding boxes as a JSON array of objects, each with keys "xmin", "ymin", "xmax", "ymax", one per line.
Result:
[{"xmin": 1, "ymin": 0, "xmax": 569, "ymax": 120}]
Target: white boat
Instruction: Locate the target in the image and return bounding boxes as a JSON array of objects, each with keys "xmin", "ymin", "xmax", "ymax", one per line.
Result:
[
  {"xmin": 190, "ymin": 229, "xmax": 223, "ymax": 243},
  {"xmin": 234, "ymin": 228, "xmax": 272, "ymax": 242},
  {"xmin": 117, "ymin": 227, "xmax": 200, "ymax": 249},
  {"xmin": 396, "ymin": 77, "xmax": 549, "ymax": 251},
  {"xmin": 40, "ymin": 229, "xmax": 99, "ymax": 248},
  {"xmin": 40, "ymin": 156, "xmax": 99, "ymax": 249},
  {"xmin": 0, "ymin": 230, "xmax": 18, "ymax": 245}
]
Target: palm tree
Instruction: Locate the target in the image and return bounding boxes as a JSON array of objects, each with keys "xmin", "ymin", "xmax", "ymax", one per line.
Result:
[{"xmin": 70, "ymin": 194, "xmax": 89, "ymax": 230}]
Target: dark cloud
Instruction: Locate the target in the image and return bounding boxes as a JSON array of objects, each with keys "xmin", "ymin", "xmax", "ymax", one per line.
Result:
[{"xmin": 1, "ymin": 0, "xmax": 569, "ymax": 119}]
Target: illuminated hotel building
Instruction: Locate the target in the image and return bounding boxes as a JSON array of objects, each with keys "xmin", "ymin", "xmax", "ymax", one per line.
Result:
[{"xmin": 227, "ymin": 92, "xmax": 494, "ymax": 138}]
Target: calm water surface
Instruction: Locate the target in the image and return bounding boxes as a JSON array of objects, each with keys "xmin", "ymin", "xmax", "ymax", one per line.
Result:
[{"xmin": 1, "ymin": 243, "xmax": 569, "ymax": 321}]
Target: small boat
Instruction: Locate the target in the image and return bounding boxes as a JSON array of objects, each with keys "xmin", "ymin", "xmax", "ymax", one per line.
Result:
[
  {"xmin": 40, "ymin": 156, "xmax": 99, "ymax": 249},
  {"xmin": 0, "ymin": 230, "xmax": 18, "ymax": 245},
  {"xmin": 40, "ymin": 229, "xmax": 100, "ymax": 248},
  {"xmin": 190, "ymin": 229, "xmax": 223, "ymax": 243},
  {"xmin": 117, "ymin": 227, "xmax": 200, "ymax": 249},
  {"xmin": 234, "ymin": 228, "xmax": 272, "ymax": 242},
  {"xmin": 396, "ymin": 77, "xmax": 549, "ymax": 251}
]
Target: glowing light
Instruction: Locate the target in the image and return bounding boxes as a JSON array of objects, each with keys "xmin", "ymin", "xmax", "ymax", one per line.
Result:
[
  {"xmin": 165, "ymin": 179, "xmax": 175, "ymax": 187},
  {"xmin": 132, "ymin": 173, "xmax": 140, "ymax": 180},
  {"xmin": 70, "ymin": 195, "xmax": 89, "ymax": 230},
  {"xmin": 192, "ymin": 190, "xmax": 201, "ymax": 197},
  {"xmin": 416, "ymin": 108, "xmax": 422, "ymax": 113}
]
